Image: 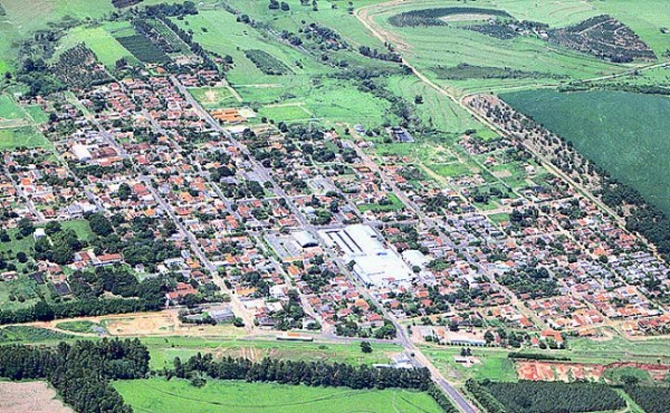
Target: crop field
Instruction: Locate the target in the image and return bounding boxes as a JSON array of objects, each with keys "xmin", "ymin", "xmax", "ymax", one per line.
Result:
[
  {"xmin": 500, "ymin": 89, "xmax": 670, "ymax": 215},
  {"xmin": 117, "ymin": 34, "xmax": 170, "ymax": 64},
  {"xmin": 114, "ymin": 378, "xmax": 442, "ymax": 413},
  {"xmin": 386, "ymin": 76, "xmax": 488, "ymax": 135}
]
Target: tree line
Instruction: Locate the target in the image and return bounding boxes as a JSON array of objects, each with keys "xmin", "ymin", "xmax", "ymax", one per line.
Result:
[
  {"xmin": 0, "ymin": 338, "xmax": 149, "ymax": 412},
  {"xmin": 169, "ymin": 353, "xmax": 457, "ymax": 411}
]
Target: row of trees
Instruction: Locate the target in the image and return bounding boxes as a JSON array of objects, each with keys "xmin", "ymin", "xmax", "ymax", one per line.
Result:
[
  {"xmin": 173, "ymin": 352, "xmax": 432, "ymax": 391},
  {"xmin": 0, "ymin": 338, "xmax": 149, "ymax": 412}
]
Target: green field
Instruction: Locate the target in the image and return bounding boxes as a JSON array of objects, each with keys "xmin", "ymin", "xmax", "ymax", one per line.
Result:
[
  {"xmin": 0, "ymin": 95, "xmax": 25, "ymax": 120},
  {"xmin": 0, "ymin": 126, "xmax": 51, "ymax": 149},
  {"xmin": 56, "ymin": 25, "xmax": 134, "ymax": 67},
  {"xmin": 364, "ymin": 0, "xmax": 638, "ymax": 96},
  {"xmin": 258, "ymin": 104, "xmax": 314, "ymax": 123},
  {"xmin": 142, "ymin": 336, "xmax": 402, "ymax": 370},
  {"xmin": 0, "ymin": 326, "xmax": 73, "ymax": 343},
  {"xmin": 501, "ymin": 89, "xmax": 670, "ymax": 215},
  {"xmin": 55, "ymin": 320, "xmax": 104, "ymax": 334},
  {"xmin": 114, "ymin": 378, "xmax": 442, "ymax": 413},
  {"xmin": 189, "ymin": 87, "xmax": 237, "ymax": 109},
  {"xmin": 421, "ymin": 345, "xmax": 518, "ymax": 383}
]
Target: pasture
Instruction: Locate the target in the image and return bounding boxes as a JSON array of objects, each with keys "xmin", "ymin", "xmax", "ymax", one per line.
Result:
[
  {"xmin": 114, "ymin": 378, "xmax": 442, "ymax": 413},
  {"xmin": 500, "ymin": 89, "xmax": 670, "ymax": 216}
]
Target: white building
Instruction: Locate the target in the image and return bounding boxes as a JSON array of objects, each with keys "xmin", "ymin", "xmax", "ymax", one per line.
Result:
[
  {"xmin": 319, "ymin": 224, "xmax": 413, "ymax": 288},
  {"xmin": 71, "ymin": 144, "xmax": 92, "ymax": 162}
]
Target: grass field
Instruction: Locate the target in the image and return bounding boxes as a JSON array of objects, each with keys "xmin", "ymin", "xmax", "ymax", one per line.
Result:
[
  {"xmin": 55, "ymin": 320, "xmax": 104, "ymax": 334},
  {"xmin": 142, "ymin": 336, "xmax": 402, "ymax": 370},
  {"xmin": 258, "ymin": 104, "xmax": 313, "ymax": 123},
  {"xmin": 114, "ymin": 378, "xmax": 442, "ymax": 413},
  {"xmin": 421, "ymin": 345, "xmax": 518, "ymax": 383},
  {"xmin": 55, "ymin": 25, "xmax": 133, "ymax": 67},
  {"xmin": 189, "ymin": 87, "xmax": 237, "ymax": 109},
  {"xmin": 0, "ymin": 126, "xmax": 51, "ymax": 150},
  {"xmin": 364, "ymin": 0, "xmax": 638, "ymax": 96},
  {"xmin": 501, "ymin": 89, "xmax": 670, "ymax": 215},
  {"xmin": 0, "ymin": 326, "xmax": 73, "ymax": 343}
]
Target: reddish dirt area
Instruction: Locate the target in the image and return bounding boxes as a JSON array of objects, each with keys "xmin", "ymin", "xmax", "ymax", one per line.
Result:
[{"xmin": 516, "ymin": 361, "xmax": 670, "ymax": 382}]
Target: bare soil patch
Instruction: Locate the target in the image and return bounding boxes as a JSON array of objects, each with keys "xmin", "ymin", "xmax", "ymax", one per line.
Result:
[{"xmin": 0, "ymin": 381, "xmax": 73, "ymax": 413}]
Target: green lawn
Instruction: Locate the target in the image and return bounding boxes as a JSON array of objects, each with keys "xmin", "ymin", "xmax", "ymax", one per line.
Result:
[
  {"xmin": 358, "ymin": 193, "xmax": 406, "ymax": 212},
  {"xmin": 59, "ymin": 219, "xmax": 94, "ymax": 241},
  {"xmin": 501, "ymin": 89, "xmax": 670, "ymax": 216},
  {"xmin": 421, "ymin": 345, "xmax": 518, "ymax": 383},
  {"xmin": 114, "ymin": 378, "xmax": 442, "ymax": 413}
]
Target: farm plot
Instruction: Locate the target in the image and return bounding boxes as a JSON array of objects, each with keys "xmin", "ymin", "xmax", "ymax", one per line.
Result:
[
  {"xmin": 117, "ymin": 34, "xmax": 170, "ymax": 64},
  {"xmin": 501, "ymin": 89, "xmax": 670, "ymax": 216},
  {"xmin": 114, "ymin": 379, "xmax": 442, "ymax": 413},
  {"xmin": 245, "ymin": 49, "xmax": 290, "ymax": 75}
]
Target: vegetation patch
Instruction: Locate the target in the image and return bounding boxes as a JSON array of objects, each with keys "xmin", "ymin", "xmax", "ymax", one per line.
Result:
[
  {"xmin": 115, "ymin": 378, "xmax": 443, "ymax": 413},
  {"xmin": 0, "ymin": 326, "xmax": 73, "ymax": 343},
  {"xmin": 117, "ymin": 34, "xmax": 170, "ymax": 64},
  {"xmin": 625, "ymin": 385, "xmax": 670, "ymax": 413},
  {"xmin": 433, "ymin": 64, "xmax": 563, "ymax": 81},
  {"xmin": 500, "ymin": 90, "xmax": 670, "ymax": 216},
  {"xmin": 0, "ymin": 126, "xmax": 50, "ymax": 150},
  {"xmin": 389, "ymin": 7, "xmax": 512, "ymax": 27},
  {"xmin": 548, "ymin": 15, "xmax": 656, "ymax": 62},
  {"xmin": 244, "ymin": 49, "xmax": 290, "ymax": 75},
  {"xmin": 474, "ymin": 380, "xmax": 626, "ymax": 413},
  {"xmin": 56, "ymin": 320, "xmax": 105, "ymax": 334}
]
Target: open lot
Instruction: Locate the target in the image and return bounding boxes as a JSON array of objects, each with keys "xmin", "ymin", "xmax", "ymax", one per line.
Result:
[
  {"xmin": 114, "ymin": 378, "xmax": 442, "ymax": 413},
  {"xmin": 0, "ymin": 381, "xmax": 72, "ymax": 413}
]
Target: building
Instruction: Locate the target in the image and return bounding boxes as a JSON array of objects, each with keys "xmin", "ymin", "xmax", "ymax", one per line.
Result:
[
  {"xmin": 292, "ymin": 230, "xmax": 319, "ymax": 248},
  {"xmin": 71, "ymin": 144, "xmax": 92, "ymax": 162},
  {"xmin": 320, "ymin": 225, "xmax": 413, "ymax": 288}
]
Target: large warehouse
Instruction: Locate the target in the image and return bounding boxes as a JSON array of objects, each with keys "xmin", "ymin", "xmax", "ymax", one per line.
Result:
[{"xmin": 319, "ymin": 224, "xmax": 413, "ymax": 288}]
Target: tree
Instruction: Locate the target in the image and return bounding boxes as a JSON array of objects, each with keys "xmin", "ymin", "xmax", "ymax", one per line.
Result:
[
  {"xmin": 360, "ymin": 341, "xmax": 373, "ymax": 353},
  {"xmin": 280, "ymin": 1, "xmax": 290, "ymax": 11},
  {"xmin": 17, "ymin": 218, "xmax": 34, "ymax": 237}
]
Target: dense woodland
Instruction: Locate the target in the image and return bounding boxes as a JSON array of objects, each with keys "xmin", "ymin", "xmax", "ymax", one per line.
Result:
[
  {"xmin": 468, "ymin": 379, "xmax": 626, "ymax": 413},
  {"xmin": 0, "ymin": 338, "xmax": 148, "ymax": 412},
  {"xmin": 624, "ymin": 385, "xmax": 670, "ymax": 413}
]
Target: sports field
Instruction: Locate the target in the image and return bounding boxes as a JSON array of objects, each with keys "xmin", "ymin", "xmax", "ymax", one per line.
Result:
[
  {"xmin": 501, "ymin": 89, "xmax": 670, "ymax": 215},
  {"xmin": 114, "ymin": 378, "xmax": 442, "ymax": 413}
]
